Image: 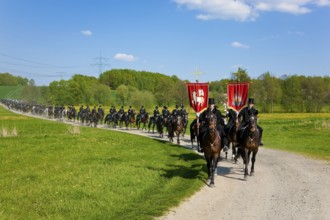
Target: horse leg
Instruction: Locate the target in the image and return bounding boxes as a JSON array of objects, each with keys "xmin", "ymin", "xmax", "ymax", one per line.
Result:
[
  {"xmin": 210, "ymin": 153, "xmax": 220, "ymax": 187},
  {"xmin": 205, "ymin": 157, "xmax": 212, "ymax": 186},
  {"xmin": 242, "ymin": 149, "xmax": 249, "ymax": 179},
  {"xmin": 233, "ymin": 143, "xmax": 238, "ymax": 163},
  {"xmin": 210, "ymin": 157, "xmax": 217, "ymax": 187},
  {"xmin": 176, "ymin": 132, "xmax": 180, "ymax": 144},
  {"xmin": 250, "ymin": 150, "xmax": 257, "ymax": 176}
]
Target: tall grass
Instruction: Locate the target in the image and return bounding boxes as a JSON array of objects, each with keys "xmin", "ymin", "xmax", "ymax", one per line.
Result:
[{"xmin": 0, "ymin": 106, "xmax": 206, "ymax": 219}]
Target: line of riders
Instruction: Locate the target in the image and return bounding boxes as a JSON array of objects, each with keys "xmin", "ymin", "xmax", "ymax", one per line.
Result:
[{"xmin": 1, "ymin": 98, "xmax": 263, "ymax": 151}]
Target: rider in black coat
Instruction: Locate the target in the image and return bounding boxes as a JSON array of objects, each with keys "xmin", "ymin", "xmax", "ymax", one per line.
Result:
[
  {"xmin": 198, "ymin": 98, "xmax": 228, "ymax": 152},
  {"xmin": 153, "ymin": 106, "xmax": 160, "ymax": 118},
  {"xmin": 225, "ymin": 108, "xmax": 238, "ymax": 134},
  {"xmin": 238, "ymin": 98, "xmax": 264, "ymax": 146}
]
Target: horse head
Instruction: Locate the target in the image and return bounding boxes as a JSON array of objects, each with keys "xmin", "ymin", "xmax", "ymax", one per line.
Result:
[
  {"xmin": 206, "ymin": 111, "xmax": 217, "ymax": 133},
  {"xmin": 248, "ymin": 114, "xmax": 257, "ymax": 133}
]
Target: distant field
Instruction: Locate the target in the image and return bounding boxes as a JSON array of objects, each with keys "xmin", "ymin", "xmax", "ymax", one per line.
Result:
[
  {"xmin": 0, "ymin": 86, "xmax": 24, "ymax": 99},
  {"xmin": 259, "ymin": 113, "xmax": 330, "ymax": 162}
]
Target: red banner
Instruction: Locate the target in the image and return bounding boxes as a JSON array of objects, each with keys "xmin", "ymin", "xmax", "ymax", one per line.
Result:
[
  {"xmin": 187, "ymin": 83, "xmax": 209, "ymax": 114},
  {"xmin": 227, "ymin": 83, "xmax": 249, "ymax": 112}
]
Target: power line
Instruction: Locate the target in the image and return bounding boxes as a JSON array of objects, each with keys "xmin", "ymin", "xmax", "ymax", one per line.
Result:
[{"xmin": 0, "ymin": 52, "xmax": 81, "ymax": 69}]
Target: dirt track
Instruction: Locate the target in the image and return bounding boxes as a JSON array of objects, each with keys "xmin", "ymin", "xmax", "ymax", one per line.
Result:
[{"xmin": 4, "ymin": 106, "xmax": 330, "ymax": 220}]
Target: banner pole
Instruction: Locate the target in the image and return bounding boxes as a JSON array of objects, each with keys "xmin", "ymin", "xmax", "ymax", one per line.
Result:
[{"xmin": 195, "ymin": 80, "xmax": 199, "ymax": 137}]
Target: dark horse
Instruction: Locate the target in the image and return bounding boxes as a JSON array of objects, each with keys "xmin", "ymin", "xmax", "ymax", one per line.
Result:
[
  {"xmin": 89, "ymin": 111, "xmax": 101, "ymax": 128},
  {"xmin": 227, "ymin": 114, "xmax": 240, "ymax": 162},
  {"xmin": 190, "ymin": 118, "xmax": 201, "ymax": 152},
  {"xmin": 200, "ymin": 111, "xmax": 222, "ymax": 187},
  {"xmin": 148, "ymin": 116, "xmax": 156, "ymax": 133},
  {"xmin": 237, "ymin": 114, "xmax": 260, "ymax": 179},
  {"xmin": 125, "ymin": 110, "xmax": 136, "ymax": 130},
  {"xmin": 155, "ymin": 115, "xmax": 165, "ymax": 138},
  {"xmin": 168, "ymin": 115, "xmax": 184, "ymax": 144},
  {"xmin": 136, "ymin": 113, "xmax": 149, "ymax": 130}
]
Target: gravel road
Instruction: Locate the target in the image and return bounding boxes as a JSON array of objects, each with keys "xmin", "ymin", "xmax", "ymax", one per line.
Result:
[{"xmin": 4, "ymin": 107, "xmax": 330, "ymax": 220}]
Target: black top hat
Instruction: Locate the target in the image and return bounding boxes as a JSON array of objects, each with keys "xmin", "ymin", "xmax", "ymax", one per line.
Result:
[
  {"xmin": 248, "ymin": 98, "xmax": 254, "ymax": 104},
  {"xmin": 208, "ymin": 98, "xmax": 215, "ymax": 105}
]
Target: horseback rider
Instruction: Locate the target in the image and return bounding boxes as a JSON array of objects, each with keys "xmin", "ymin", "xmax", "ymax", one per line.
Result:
[
  {"xmin": 85, "ymin": 105, "xmax": 90, "ymax": 113},
  {"xmin": 162, "ymin": 105, "xmax": 170, "ymax": 118},
  {"xmin": 172, "ymin": 105, "xmax": 179, "ymax": 117},
  {"xmin": 238, "ymin": 98, "xmax": 264, "ymax": 146},
  {"xmin": 98, "ymin": 105, "xmax": 104, "ymax": 115},
  {"xmin": 127, "ymin": 106, "xmax": 133, "ymax": 115},
  {"xmin": 137, "ymin": 105, "xmax": 146, "ymax": 121},
  {"xmin": 225, "ymin": 108, "xmax": 238, "ymax": 135},
  {"xmin": 119, "ymin": 106, "xmax": 125, "ymax": 114},
  {"xmin": 92, "ymin": 106, "xmax": 97, "ymax": 114},
  {"xmin": 153, "ymin": 106, "xmax": 160, "ymax": 118},
  {"xmin": 180, "ymin": 104, "xmax": 187, "ymax": 125},
  {"xmin": 198, "ymin": 98, "xmax": 229, "ymax": 152},
  {"xmin": 110, "ymin": 106, "xmax": 117, "ymax": 115}
]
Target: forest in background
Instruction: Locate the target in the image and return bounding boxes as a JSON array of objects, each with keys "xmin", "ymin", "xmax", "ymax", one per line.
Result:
[{"xmin": 1, "ymin": 68, "xmax": 330, "ymax": 113}]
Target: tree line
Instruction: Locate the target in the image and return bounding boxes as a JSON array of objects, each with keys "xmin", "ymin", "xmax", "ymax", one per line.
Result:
[{"xmin": 1, "ymin": 69, "xmax": 329, "ymax": 113}]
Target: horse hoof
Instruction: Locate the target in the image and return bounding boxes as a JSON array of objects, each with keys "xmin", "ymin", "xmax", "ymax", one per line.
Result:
[
  {"xmin": 244, "ymin": 175, "xmax": 248, "ymax": 180},
  {"xmin": 250, "ymin": 172, "xmax": 254, "ymax": 176},
  {"xmin": 209, "ymin": 183, "xmax": 215, "ymax": 188}
]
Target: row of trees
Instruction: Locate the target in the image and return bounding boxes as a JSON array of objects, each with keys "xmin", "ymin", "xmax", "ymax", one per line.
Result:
[
  {"xmin": 1, "ymin": 69, "xmax": 330, "ymax": 113},
  {"xmin": 209, "ymin": 68, "xmax": 330, "ymax": 113},
  {"xmin": 0, "ymin": 73, "xmax": 30, "ymax": 86}
]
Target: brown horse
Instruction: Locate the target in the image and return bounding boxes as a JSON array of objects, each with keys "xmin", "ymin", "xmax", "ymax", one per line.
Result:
[
  {"xmin": 237, "ymin": 114, "xmax": 260, "ymax": 179},
  {"xmin": 137, "ymin": 113, "xmax": 149, "ymax": 130},
  {"xmin": 200, "ymin": 111, "xmax": 222, "ymax": 187},
  {"xmin": 227, "ymin": 114, "xmax": 240, "ymax": 162},
  {"xmin": 125, "ymin": 110, "xmax": 136, "ymax": 130},
  {"xmin": 168, "ymin": 115, "xmax": 184, "ymax": 144}
]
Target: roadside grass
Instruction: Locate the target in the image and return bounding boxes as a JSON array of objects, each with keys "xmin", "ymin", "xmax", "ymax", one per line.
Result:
[
  {"xmin": 0, "ymin": 106, "xmax": 206, "ymax": 219},
  {"xmin": 259, "ymin": 113, "xmax": 330, "ymax": 162}
]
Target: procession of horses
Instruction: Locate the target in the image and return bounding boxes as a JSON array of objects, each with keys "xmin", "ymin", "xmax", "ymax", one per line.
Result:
[{"xmin": 1, "ymin": 98, "xmax": 262, "ymax": 187}]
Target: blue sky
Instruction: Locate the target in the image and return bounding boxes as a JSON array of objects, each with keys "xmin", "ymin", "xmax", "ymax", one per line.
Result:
[{"xmin": 0, "ymin": 0, "xmax": 329, "ymax": 86}]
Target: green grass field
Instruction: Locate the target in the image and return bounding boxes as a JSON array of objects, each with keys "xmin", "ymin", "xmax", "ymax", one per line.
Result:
[
  {"xmin": 259, "ymin": 113, "xmax": 330, "ymax": 162},
  {"xmin": 0, "ymin": 86, "xmax": 24, "ymax": 99},
  {"xmin": 0, "ymin": 106, "xmax": 206, "ymax": 219}
]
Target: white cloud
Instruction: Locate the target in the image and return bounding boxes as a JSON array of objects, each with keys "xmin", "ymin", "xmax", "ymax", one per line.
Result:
[
  {"xmin": 80, "ymin": 30, "xmax": 92, "ymax": 36},
  {"xmin": 114, "ymin": 53, "xmax": 137, "ymax": 62},
  {"xmin": 231, "ymin": 41, "xmax": 249, "ymax": 49},
  {"xmin": 288, "ymin": 31, "xmax": 305, "ymax": 35},
  {"xmin": 315, "ymin": 0, "xmax": 330, "ymax": 6},
  {"xmin": 175, "ymin": 0, "xmax": 257, "ymax": 21},
  {"xmin": 173, "ymin": 0, "xmax": 330, "ymax": 21}
]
